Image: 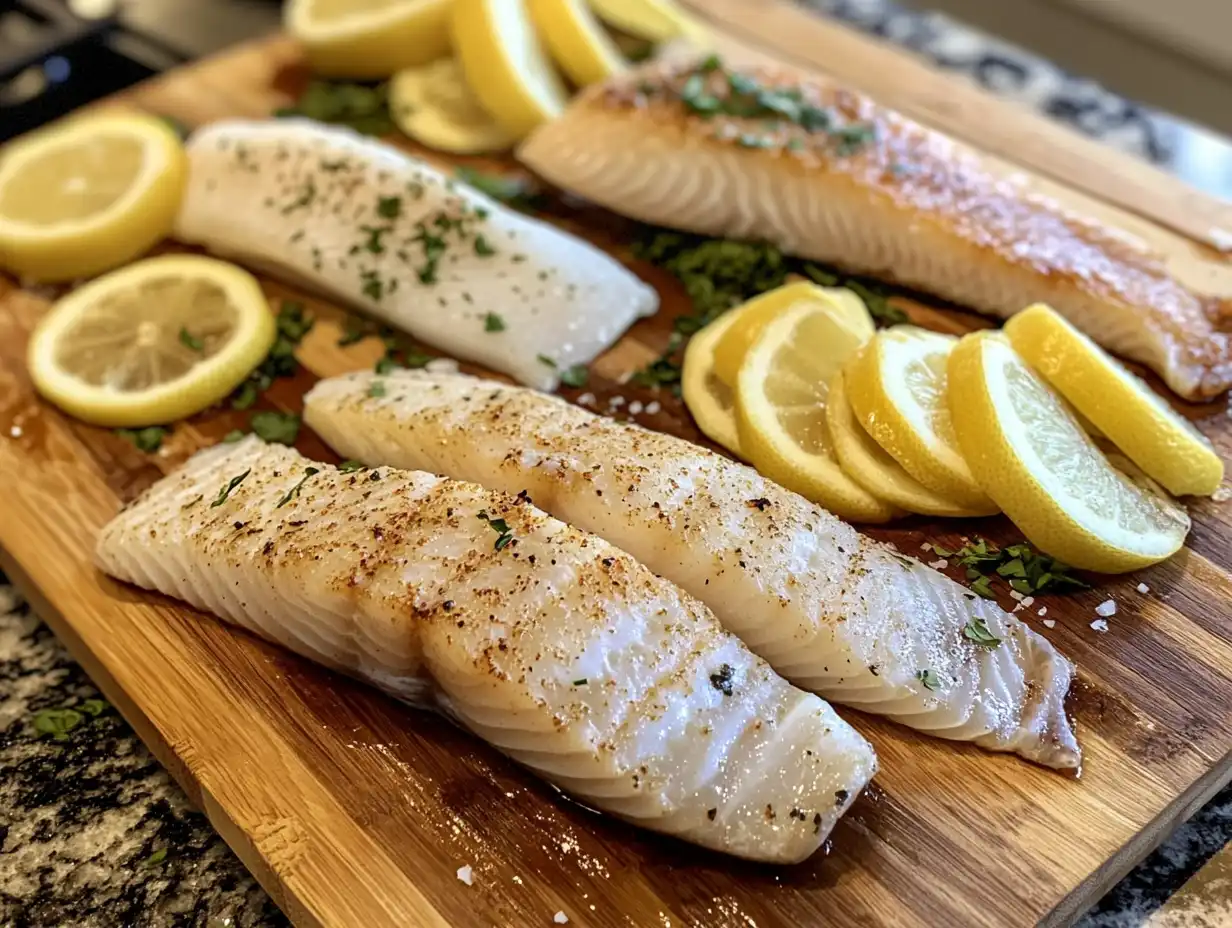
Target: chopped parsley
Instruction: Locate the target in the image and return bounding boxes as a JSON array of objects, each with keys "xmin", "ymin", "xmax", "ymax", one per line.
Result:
[
  {"xmin": 33, "ymin": 707, "xmax": 84, "ymax": 741},
  {"xmin": 145, "ymin": 848, "xmax": 168, "ymax": 866},
  {"xmin": 473, "ymin": 234, "xmax": 496, "ymax": 257},
  {"xmin": 230, "ymin": 301, "xmax": 313, "ymax": 410},
  {"xmin": 377, "ymin": 195, "xmax": 402, "ymax": 219},
  {"xmin": 210, "ymin": 469, "xmax": 251, "ymax": 508},
  {"xmin": 250, "ymin": 411, "xmax": 301, "ymax": 446},
  {"xmin": 537, "ymin": 354, "xmax": 557, "ymax": 369},
  {"xmin": 559, "ymin": 364, "xmax": 589, "ymax": 388},
  {"xmin": 273, "ymin": 80, "xmax": 394, "ymax": 136},
  {"xmin": 222, "ymin": 430, "xmax": 246, "ymax": 444},
  {"xmin": 962, "ymin": 617, "xmax": 1003, "ymax": 649},
  {"xmin": 484, "ymin": 312, "xmax": 506, "ymax": 333},
  {"xmin": 932, "ymin": 537, "xmax": 1090, "ymax": 599},
  {"xmin": 338, "ymin": 460, "xmax": 367, "ymax": 473},
  {"xmin": 478, "ymin": 511, "xmax": 515, "ymax": 551},
  {"xmin": 179, "ymin": 327, "xmax": 203, "ymax": 352},
  {"xmin": 368, "ymin": 380, "xmax": 387, "ymax": 398},
  {"xmin": 454, "ymin": 166, "xmax": 544, "ymax": 211},
  {"xmin": 116, "ymin": 426, "xmax": 168, "ymax": 453},
  {"xmin": 916, "ymin": 669, "xmax": 941, "ymax": 691},
  {"xmin": 276, "ymin": 466, "xmax": 320, "ymax": 508}
]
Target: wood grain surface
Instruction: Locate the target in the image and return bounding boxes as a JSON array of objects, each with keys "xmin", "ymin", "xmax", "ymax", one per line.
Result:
[{"xmin": 4, "ymin": 23, "xmax": 1232, "ymax": 928}]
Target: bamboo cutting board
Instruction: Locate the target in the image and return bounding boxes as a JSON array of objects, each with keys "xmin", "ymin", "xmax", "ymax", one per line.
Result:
[{"xmin": 4, "ymin": 7, "xmax": 1232, "ymax": 927}]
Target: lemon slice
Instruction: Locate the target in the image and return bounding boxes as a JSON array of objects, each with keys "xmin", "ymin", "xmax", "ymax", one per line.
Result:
[
  {"xmin": 285, "ymin": 0, "xmax": 452, "ymax": 78},
  {"xmin": 0, "ymin": 113, "xmax": 185, "ymax": 283},
  {"xmin": 713, "ymin": 281, "xmax": 874, "ymax": 386},
  {"xmin": 827, "ymin": 366, "xmax": 987, "ymax": 518},
  {"xmin": 1006, "ymin": 303, "xmax": 1224, "ymax": 497},
  {"xmin": 454, "ymin": 0, "xmax": 571, "ymax": 138},
  {"xmin": 389, "ymin": 58, "xmax": 519, "ymax": 154},
  {"xmin": 529, "ymin": 0, "xmax": 627, "ymax": 86},
  {"xmin": 948, "ymin": 331, "xmax": 1189, "ymax": 572},
  {"xmin": 736, "ymin": 301, "xmax": 898, "ymax": 523},
  {"xmin": 587, "ymin": 0, "xmax": 711, "ymax": 44},
  {"xmin": 682, "ymin": 309, "xmax": 744, "ymax": 457},
  {"xmin": 27, "ymin": 255, "xmax": 276, "ymax": 428},
  {"xmin": 845, "ymin": 326, "xmax": 998, "ymax": 513}
]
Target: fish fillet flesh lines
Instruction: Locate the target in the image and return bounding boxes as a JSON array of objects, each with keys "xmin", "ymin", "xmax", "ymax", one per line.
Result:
[
  {"xmin": 173, "ymin": 119, "xmax": 658, "ymax": 391},
  {"xmin": 305, "ymin": 371, "xmax": 1081, "ymax": 771},
  {"xmin": 518, "ymin": 57, "xmax": 1232, "ymax": 400},
  {"xmin": 95, "ymin": 437, "xmax": 875, "ymax": 863}
]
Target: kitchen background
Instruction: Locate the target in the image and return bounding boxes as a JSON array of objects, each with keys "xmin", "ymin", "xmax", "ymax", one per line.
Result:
[{"xmin": 2, "ymin": 1, "xmax": 1231, "ymax": 926}]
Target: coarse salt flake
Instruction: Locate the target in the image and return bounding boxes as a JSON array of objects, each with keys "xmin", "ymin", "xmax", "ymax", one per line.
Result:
[
  {"xmin": 608, "ymin": 396, "xmax": 625, "ymax": 409},
  {"xmin": 456, "ymin": 865, "xmax": 473, "ymax": 886},
  {"xmin": 920, "ymin": 542, "xmax": 933, "ymax": 552},
  {"xmin": 1212, "ymin": 487, "xmax": 1232, "ymax": 502},
  {"xmin": 645, "ymin": 401, "xmax": 661, "ymax": 415},
  {"xmin": 1090, "ymin": 618, "xmax": 1109, "ymax": 632},
  {"xmin": 9, "ymin": 426, "xmax": 21, "ymax": 438},
  {"xmin": 1037, "ymin": 606, "xmax": 1048, "ymax": 617},
  {"xmin": 576, "ymin": 392, "xmax": 595, "ymax": 407},
  {"xmin": 1043, "ymin": 618, "xmax": 1056, "ymax": 628},
  {"xmin": 1137, "ymin": 583, "xmax": 1150, "ymax": 594},
  {"xmin": 554, "ymin": 914, "xmax": 569, "ymax": 925},
  {"xmin": 1095, "ymin": 599, "xmax": 1117, "ymax": 617},
  {"xmin": 425, "ymin": 357, "xmax": 460, "ymax": 374},
  {"xmin": 1009, "ymin": 589, "xmax": 1024, "ymax": 602},
  {"xmin": 928, "ymin": 558, "xmax": 948, "ymax": 570},
  {"xmin": 628, "ymin": 400, "xmax": 644, "ymax": 415},
  {"xmin": 1021, "ymin": 596, "xmax": 1034, "ymax": 608}
]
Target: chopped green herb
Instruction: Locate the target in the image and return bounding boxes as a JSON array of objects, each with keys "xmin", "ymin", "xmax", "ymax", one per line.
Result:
[
  {"xmin": 478, "ymin": 512, "xmax": 515, "ymax": 551},
  {"xmin": 338, "ymin": 460, "xmax": 366, "ymax": 473},
  {"xmin": 537, "ymin": 354, "xmax": 558, "ymax": 369},
  {"xmin": 222, "ymin": 430, "xmax": 246, "ymax": 444},
  {"xmin": 211, "ymin": 469, "xmax": 251, "ymax": 508},
  {"xmin": 368, "ymin": 380, "xmax": 387, "ymax": 398},
  {"xmin": 454, "ymin": 166, "xmax": 542, "ymax": 210},
  {"xmin": 179, "ymin": 327, "xmax": 203, "ymax": 352},
  {"xmin": 251, "ymin": 411, "xmax": 301, "ymax": 446},
  {"xmin": 963, "ymin": 617, "xmax": 1003, "ymax": 648},
  {"xmin": 969, "ymin": 575, "xmax": 997, "ymax": 600},
  {"xmin": 374, "ymin": 355, "xmax": 398, "ymax": 375},
  {"xmin": 473, "ymin": 234, "xmax": 496, "ymax": 257},
  {"xmin": 916, "ymin": 669, "xmax": 941, "ymax": 691},
  {"xmin": 948, "ymin": 537, "xmax": 1089, "ymax": 598},
  {"xmin": 484, "ymin": 312, "xmax": 506, "ymax": 333},
  {"xmin": 230, "ymin": 301, "xmax": 313, "ymax": 409},
  {"xmin": 559, "ymin": 364, "xmax": 589, "ymax": 388},
  {"xmin": 277, "ymin": 466, "xmax": 320, "ymax": 508},
  {"xmin": 33, "ymin": 708, "xmax": 84, "ymax": 741},
  {"xmin": 377, "ymin": 195, "xmax": 402, "ymax": 219},
  {"xmin": 116, "ymin": 426, "xmax": 168, "ymax": 453},
  {"xmin": 338, "ymin": 316, "xmax": 372, "ymax": 346},
  {"xmin": 230, "ymin": 381, "xmax": 260, "ymax": 410},
  {"xmin": 274, "ymin": 79, "xmax": 394, "ymax": 136},
  {"xmin": 145, "ymin": 848, "xmax": 168, "ymax": 866},
  {"xmin": 699, "ymin": 53, "xmax": 722, "ymax": 73}
]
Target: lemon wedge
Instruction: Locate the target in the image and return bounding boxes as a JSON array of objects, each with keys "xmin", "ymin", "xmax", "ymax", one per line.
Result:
[
  {"xmin": 454, "ymin": 0, "xmax": 571, "ymax": 138},
  {"xmin": 0, "ymin": 113, "xmax": 185, "ymax": 283},
  {"xmin": 389, "ymin": 58, "xmax": 519, "ymax": 154},
  {"xmin": 845, "ymin": 326, "xmax": 998, "ymax": 514},
  {"xmin": 529, "ymin": 0, "xmax": 627, "ymax": 86},
  {"xmin": 284, "ymin": 0, "xmax": 451, "ymax": 79},
  {"xmin": 948, "ymin": 331, "xmax": 1189, "ymax": 572},
  {"xmin": 27, "ymin": 255, "xmax": 276, "ymax": 428},
  {"xmin": 736, "ymin": 301, "xmax": 898, "ymax": 522},
  {"xmin": 587, "ymin": 0, "xmax": 711, "ymax": 44},
  {"xmin": 827, "ymin": 366, "xmax": 987, "ymax": 518},
  {"xmin": 682, "ymin": 309, "xmax": 744, "ymax": 457},
  {"xmin": 1006, "ymin": 303, "xmax": 1224, "ymax": 497},
  {"xmin": 713, "ymin": 281, "xmax": 874, "ymax": 387}
]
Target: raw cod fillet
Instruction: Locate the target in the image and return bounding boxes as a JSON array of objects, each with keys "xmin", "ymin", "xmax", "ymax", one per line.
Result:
[
  {"xmin": 94, "ymin": 437, "xmax": 875, "ymax": 863},
  {"xmin": 173, "ymin": 119, "xmax": 657, "ymax": 390},
  {"xmin": 518, "ymin": 58, "xmax": 1232, "ymax": 400},
  {"xmin": 305, "ymin": 371, "xmax": 1081, "ymax": 770}
]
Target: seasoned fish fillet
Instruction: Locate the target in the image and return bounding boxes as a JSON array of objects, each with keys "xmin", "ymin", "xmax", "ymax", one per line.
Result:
[
  {"xmin": 95, "ymin": 437, "xmax": 875, "ymax": 863},
  {"xmin": 305, "ymin": 371, "xmax": 1081, "ymax": 770},
  {"xmin": 174, "ymin": 119, "xmax": 657, "ymax": 390},
  {"xmin": 518, "ymin": 57, "xmax": 1232, "ymax": 400}
]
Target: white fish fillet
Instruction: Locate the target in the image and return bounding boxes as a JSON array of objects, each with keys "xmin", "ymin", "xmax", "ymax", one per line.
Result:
[
  {"xmin": 518, "ymin": 58, "xmax": 1232, "ymax": 401},
  {"xmin": 173, "ymin": 119, "xmax": 657, "ymax": 390},
  {"xmin": 305, "ymin": 371, "xmax": 1081, "ymax": 770},
  {"xmin": 95, "ymin": 437, "xmax": 875, "ymax": 863}
]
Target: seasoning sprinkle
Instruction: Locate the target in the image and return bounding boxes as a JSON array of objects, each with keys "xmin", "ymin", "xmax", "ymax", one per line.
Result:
[
  {"xmin": 484, "ymin": 312, "xmax": 506, "ymax": 333},
  {"xmin": 276, "ymin": 466, "xmax": 320, "ymax": 508},
  {"xmin": 210, "ymin": 469, "xmax": 251, "ymax": 508}
]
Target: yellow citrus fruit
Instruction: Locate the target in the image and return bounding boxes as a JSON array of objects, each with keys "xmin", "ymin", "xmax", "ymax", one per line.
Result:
[
  {"xmin": 27, "ymin": 255, "xmax": 276, "ymax": 428},
  {"xmin": 284, "ymin": 0, "xmax": 452, "ymax": 79},
  {"xmin": 528, "ymin": 0, "xmax": 627, "ymax": 87},
  {"xmin": 389, "ymin": 58, "xmax": 519, "ymax": 154},
  {"xmin": 735, "ymin": 301, "xmax": 898, "ymax": 523},
  {"xmin": 845, "ymin": 326, "xmax": 998, "ymax": 513},
  {"xmin": 948, "ymin": 331, "xmax": 1189, "ymax": 573},
  {"xmin": 682, "ymin": 309, "xmax": 744, "ymax": 457},
  {"xmin": 454, "ymin": 0, "xmax": 571, "ymax": 138},
  {"xmin": 713, "ymin": 281, "xmax": 874, "ymax": 387},
  {"xmin": 0, "ymin": 112, "xmax": 186, "ymax": 282},
  {"xmin": 1006, "ymin": 303, "xmax": 1223, "ymax": 497},
  {"xmin": 827, "ymin": 366, "xmax": 988, "ymax": 518}
]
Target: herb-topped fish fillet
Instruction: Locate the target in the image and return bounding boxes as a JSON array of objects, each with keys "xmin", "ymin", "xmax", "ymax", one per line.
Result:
[
  {"xmin": 95, "ymin": 437, "xmax": 875, "ymax": 863},
  {"xmin": 305, "ymin": 371, "xmax": 1081, "ymax": 770},
  {"xmin": 173, "ymin": 119, "xmax": 657, "ymax": 391},
  {"xmin": 518, "ymin": 56, "xmax": 1232, "ymax": 401}
]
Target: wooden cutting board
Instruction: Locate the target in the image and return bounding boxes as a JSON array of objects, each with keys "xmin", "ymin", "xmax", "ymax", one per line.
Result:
[{"xmin": 4, "ymin": 7, "xmax": 1232, "ymax": 927}]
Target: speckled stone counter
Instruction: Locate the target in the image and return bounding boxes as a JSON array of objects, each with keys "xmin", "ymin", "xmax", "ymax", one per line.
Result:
[{"xmin": 3, "ymin": 2, "xmax": 1231, "ymax": 926}]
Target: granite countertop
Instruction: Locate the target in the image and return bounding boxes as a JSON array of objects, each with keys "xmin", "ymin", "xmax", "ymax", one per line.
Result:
[{"xmin": 2, "ymin": 1, "xmax": 1231, "ymax": 925}]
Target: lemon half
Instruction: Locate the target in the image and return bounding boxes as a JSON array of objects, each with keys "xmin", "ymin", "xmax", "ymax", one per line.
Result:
[
  {"xmin": 28, "ymin": 255, "xmax": 276, "ymax": 428},
  {"xmin": 736, "ymin": 301, "xmax": 898, "ymax": 523},
  {"xmin": 1007, "ymin": 303, "xmax": 1223, "ymax": 497},
  {"xmin": 845, "ymin": 326, "xmax": 998, "ymax": 513},
  {"xmin": 390, "ymin": 58, "xmax": 518, "ymax": 154},
  {"xmin": 0, "ymin": 113, "xmax": 185, "ymax": 282},
  {"xmin": 948, "ymin": 331, "xmax": 1189, "ymax": 573},
  {"xmin": 285, "ymin": 0, "xmax": 452, "ymax": 78},
  {"xmin": 682, "ymin": 310, "xmax": 744, "ymax": 457}
]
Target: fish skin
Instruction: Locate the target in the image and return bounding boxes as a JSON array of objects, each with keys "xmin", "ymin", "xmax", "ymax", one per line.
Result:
[
  {"xmin": 95, "ymin": 437, "xmax": 875, "ymax": 864},
  {"xmin": 305, "ymin": 371, "xmax": 1081, "ymax": 771},
  {"xmin": 517, "ymin": 59, "xmax": 1232, "ymax": 401},
  {"xmin": 173, "ymin": 119, "xmax": 657, "ymax": 390}
]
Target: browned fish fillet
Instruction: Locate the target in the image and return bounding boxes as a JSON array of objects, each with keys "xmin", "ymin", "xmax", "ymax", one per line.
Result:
[{"xmin": 518, "ymin": 56, "xmax": 1232, "ymax": 400}]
